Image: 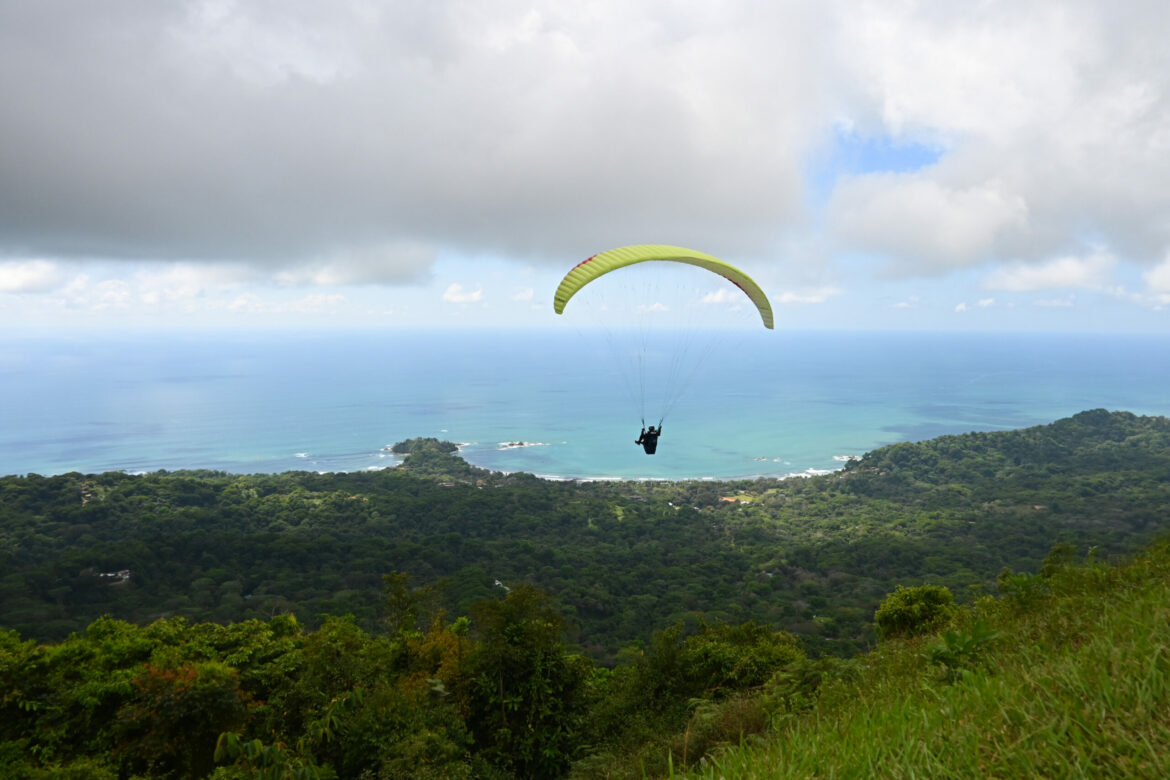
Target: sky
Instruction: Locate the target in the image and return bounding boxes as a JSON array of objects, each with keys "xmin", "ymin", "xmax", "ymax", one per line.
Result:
[{"xmin": 1, "ymin": 0, "xmax": 1168, "ymax": 333}]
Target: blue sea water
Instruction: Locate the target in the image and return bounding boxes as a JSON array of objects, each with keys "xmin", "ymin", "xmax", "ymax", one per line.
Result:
[{"xmin": 1, "ymin": 329, "xmax": 1168, "ymax": 480}]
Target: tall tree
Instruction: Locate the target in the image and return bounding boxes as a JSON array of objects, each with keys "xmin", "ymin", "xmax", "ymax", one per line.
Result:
[{"xmin": 463, "ymin": 586, "xmax": 590, "ymax": 779}]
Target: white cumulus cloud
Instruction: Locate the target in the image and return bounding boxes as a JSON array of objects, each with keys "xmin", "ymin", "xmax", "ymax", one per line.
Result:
[
  {"xmin": 443, "ymin": 283, "xmax": 483, "ymax": 304},
  {"xmin": 776, "ymin": 286, "xmax": 842, "ymax": 304},
  {"xmin": 0, "ymin": 260, "xmax": 64, "ymax": 292},
  {"xmin": 701, "ymin": 288, "xmax": 740, "ymax": 304},
  {"xmin": 2, "ymin": 0, "xmax": 1169, "ymax": 331},
  {"xmin": 831, "ymin": 176, "xmax": 1029, "ymax": 272},
  {"xmin": 983, "ymin": 251, "xmax": 1116, "ymax": 292},
  {"xmin": 832, "ymin": 0, "xmax": 1170, "ymax": 273},
  {"xmin": 1144, "ymin": 258, "xmax": 1170, "ymax": 304}
]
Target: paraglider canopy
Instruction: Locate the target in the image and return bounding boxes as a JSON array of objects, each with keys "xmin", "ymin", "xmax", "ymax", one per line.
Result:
[
  {"xmin": 553, "ymin": 243, "xmax": 775, "ymax": 430},
  {"xmin": 553, "ymin": 244, "xmax": 774, "ymax": 330}
]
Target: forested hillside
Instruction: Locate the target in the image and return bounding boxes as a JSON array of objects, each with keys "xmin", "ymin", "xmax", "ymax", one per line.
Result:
[
  {"xmin": 2, "ymin": 410, "xmax": 1169, "ymax": 777},
  {"xmin": 3, "ymin": 501, "xmax": 1168, "ymax": 777},
  {"xmin": 2, "ymin": 410, "xmax": 1169, "ymax": 661},
  {"xmin": 680, "ymin": 537, "xmax": 1170, "ymax": 778}
]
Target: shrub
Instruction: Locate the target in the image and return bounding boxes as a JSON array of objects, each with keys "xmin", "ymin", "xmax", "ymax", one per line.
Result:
[{"xmin": 873, "ymin": 584, "xmax": 956, "ymax": 640}]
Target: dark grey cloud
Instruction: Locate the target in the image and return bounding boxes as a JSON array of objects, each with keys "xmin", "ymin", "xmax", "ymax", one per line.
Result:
[
  {"xmin": 2, "ymin": 0, "xmax": 1167, "ymax": 298},
  {"xmin": 0, "ymin": 0, "xmax": 826, "ymax": 279}
]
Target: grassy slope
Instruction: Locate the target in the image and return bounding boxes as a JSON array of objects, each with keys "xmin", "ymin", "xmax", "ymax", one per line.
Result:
[{"xmin": 684, "ymin": 540, "xmax": 1170, "ymax": 779}]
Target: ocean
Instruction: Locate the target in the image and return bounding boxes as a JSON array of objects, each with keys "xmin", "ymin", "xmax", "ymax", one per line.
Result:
[{"xmin": 2, "ymin": 329, "xmax": 1167, "ymax": 481}]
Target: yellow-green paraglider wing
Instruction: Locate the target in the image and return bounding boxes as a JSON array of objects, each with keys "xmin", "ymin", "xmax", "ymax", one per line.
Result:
[{"xmin": 553, "ymin": 244, "xmax": 774, "ymax": 329}]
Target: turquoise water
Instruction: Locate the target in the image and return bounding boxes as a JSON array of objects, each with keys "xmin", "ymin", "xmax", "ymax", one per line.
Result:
[{"xmin": 2, "ymin": 329, "xmax": 1168, "ymax": 480}]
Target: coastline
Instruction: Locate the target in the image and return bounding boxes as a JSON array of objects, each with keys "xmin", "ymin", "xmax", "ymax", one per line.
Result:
[
  {"xmin": 37, "ymin": 446, "xmax": 859, "ymax": 484},
  {"xmin": 5, "ymin": 331, "xmax": 1170, "ymax": 480}
]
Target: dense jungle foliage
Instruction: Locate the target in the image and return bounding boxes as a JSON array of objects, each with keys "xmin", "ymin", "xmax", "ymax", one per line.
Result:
[
  {"xmin": 4, "ymin": 475, "xmax": 1169, "ymax": 776},
  {"xmin": 2, "ymin": 410, "xmax": 1169, "ymax": 777},
  {"xmin": 3, "ymin": 410, "xmax": 1169, "ymax": 664}
]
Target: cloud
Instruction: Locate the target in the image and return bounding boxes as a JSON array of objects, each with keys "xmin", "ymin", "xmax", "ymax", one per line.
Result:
[
  {"xmin": 775, "ymin": 286, "xmax": 842, "ymax": 304},
  {"xmin": 511, "ymin": 287, "xmax": 535, "ymax": 302},
  {"xmin": 1, "ymin": 0, "xmax": 1168, "ymax": 315},
  {"xmin": 830, "ymin": 0, "xmax": 1170, "ymax": 271},
  {"xmin": 84, "ymin": 279, "xmax": 134, "ymax": 311},
  {"xmin": 442, "ymin": 283, "xmax": 483, "ymax": 304},
  {"xmin": 137, "ymin": 263, "xmax": 254, "ymax": 303},
  {"xmin": 0, "ymin": 0, "xmax": 827, "ymax": 271},
  {"xmin": 701, "ymin": 288, "xmax": 739, "ymax": 304},
  {"xmin": 830, "ymin": 176, "xmax": 1029, "ymax": 271},
  {"xmin": 1146, "ymin": 263, "xmax": 1170, "ymax": 292},
  {"xmin": 274, "ymin": 243, "xmax": 436, "ymax": 287},
  {"xmin": 0, "ymin": 259, "xmax": 64, "ymax": 292},
  {"xmin": 1145, "ymin": 258, "xmax": 1170, "ymax": 305},
  {"xmin": 0, "ymin": 259, "xmax": 257, "ymax": 304},
  {"xmin": 17, "ymin": 260, "xmax": 365, "ymax": 318},
  {"xmin": 983, "ymin": 251, "xmax": 1116, "ymax": 291},
  {"xmin": 954, "ymin": 298, "xmax": 999, "ymax": 313}
]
